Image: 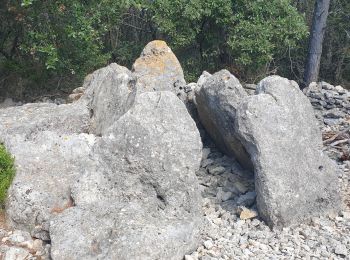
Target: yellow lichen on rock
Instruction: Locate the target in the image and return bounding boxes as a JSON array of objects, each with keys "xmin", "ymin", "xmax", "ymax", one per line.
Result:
[{"xmin": 132, "ymin": 40, "xmax": 186, "ymax": 92}]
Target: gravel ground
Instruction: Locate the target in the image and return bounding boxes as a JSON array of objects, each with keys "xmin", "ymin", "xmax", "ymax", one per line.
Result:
[
  {"xmin": 186, "ymin": 87, "xmax": 350, "ymax": 260},
  {"xmin": 185, "ymin": 142, "xmax": 349, "ymax": 260}
]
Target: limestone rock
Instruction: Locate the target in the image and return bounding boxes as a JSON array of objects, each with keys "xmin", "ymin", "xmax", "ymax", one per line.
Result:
[
  {"xmin": 0, "ymin": 102, "xmax": 90, "ymax": 137},
  {"xmin": 50, "ymin": 91, "xmax": 203, "ymax": 260},
  {"xmin": 235, "ymin": 76, "xmax": 341, "ymax": 227},
  {"xmin": 239, "ymin": 207, "xmax": 258, "ymax": 220},
  {"xmin": 0, "ymin": 63, "xmax": 137, "ymax": 237},
  {"xmin": 83, "ymin": 63, "xmax": 136, "ymax": 135},
  {"xmin": 195, "ymin": 70, "xmax": 253, "ymax": 171},
  {"xmin": 3, "ymin": 247, "xmax": 30, "ymax": 260},
  {"xmin": 132, "ymin": 40, "xmax": 186, "ymax": 94},
  {"xmin": 197, "ymin": 71, "xmax": 212, "ymax": 89},
  {"xmin": 0, "ymin": 100, "xmax": 91, "ymax": 239},
  {"xmin": 5, "ymin": 131, "xmax": 96, "ymax": 237},
  {"xmin": 51, "ymin": 204, "xmax": 200, "ymax": 260}
]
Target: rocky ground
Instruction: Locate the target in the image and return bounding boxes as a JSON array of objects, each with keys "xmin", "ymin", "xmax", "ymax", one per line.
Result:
[
  {"xmin": 0, "ymin": 76, "xmax": 349, "ymax": 259},
  {"xmin": 0, "ymin": 81, "xmax": 349, "ymax": 260},
  {"xmin": 184, "ymin": 82, "xmax": 350, "ymax": 260},
  {"xmin": 185, "ymin": 145, "xmax": 349, "ymax": 260}
]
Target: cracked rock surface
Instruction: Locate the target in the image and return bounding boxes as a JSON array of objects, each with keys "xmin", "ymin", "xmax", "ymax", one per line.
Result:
[{"xmin": 0, "ymin": 41, "xmax": 349, "ymax": 259}]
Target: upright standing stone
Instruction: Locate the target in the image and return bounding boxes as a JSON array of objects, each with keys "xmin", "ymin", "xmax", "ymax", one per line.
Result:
[
  {"xmin": 235, "ymin": 76, "xmax": 340, "ymax": 227},
  {"xmin": 132, "ymin": 40, "xmax": 186, "ymax": 94},
  {"xmin": 195, "ymin": 70, "xmax": 253, "ymax": 171},
  {"xmin": 83, "ymin": 63, "xmax": 136, "ymax": 135}
]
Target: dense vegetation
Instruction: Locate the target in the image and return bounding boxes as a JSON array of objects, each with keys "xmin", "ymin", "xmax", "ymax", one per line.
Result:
[
  {"xmin": 0, "ymin": 144, "xmax": 15, "ymax": 207},
  {"xmin": 0, "ymin": 0, "xmax": 349, "ymax": 100}
]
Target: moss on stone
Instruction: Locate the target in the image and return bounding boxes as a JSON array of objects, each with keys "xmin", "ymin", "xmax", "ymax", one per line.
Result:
[{"xmin": 0, "ymin": 144, "xmax": 15, "ymax": 207}]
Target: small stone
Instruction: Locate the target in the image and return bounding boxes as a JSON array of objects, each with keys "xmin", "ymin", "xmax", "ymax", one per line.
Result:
[
  {"xmin": 19, "ymin": 240, "xmax": 34, "ymax": 250},
  {"xmin": 8, "ymin": 230, "xmax": 31, "ymax": 244},
  {"xmin": 237, "ymin": 191, "xmax": 256, "ymax": 207},
  {"xmin": 324, "ymin": 118, "xmax": 342, "ymax": 126},
  {"xmin": 201, "ymin": 159, "xmax": 214, "ymax": 168},
  {"xmin": 4, "ymin": 247, "xmax": 30, "ymax": 260},
  {"xmin": 204, "ymin": 240, "xmax": 214, "ymax": 250},
  {"xmin": 201, "ymin": 256, "xmax": 218, "ymax": 260},
  {"xmin": 233, "ymin": 181, "xmax": 248, "ymax": 194},
  {"xmin": 323, "ymin": 109, "xmax": 345, "ymax": 119},
  {"xmin": 335, "ymin": 85, "xmax": 346, "ymax": 94},
  {"xmin": 68, "ymin": 93, "xmax": 83, "ymax": 103},
  {"xmin": 259, "ymin": 243, "xmax": 269, "ymax": 252},
  {"xmin": 216, "ymin": 188, "xmax": 233, "ymax": 202},
  {"xmin": 0, "ymin": 229, "xmax": 7, "ymax": 239},
  {"xmin": 341, "ymin": 211, "xmax": 350, "ymax": 219},
  {"xmin": 202, "ymin": 148, "xmax": 211, "ymax": 161},
  {"xmin": 251, "ymin": 219, "xmax": 260, "ymax": 226},
  {"xmin": 321, "ymin": 82, "xmax": 334, "ymax": 90},
  {"xmin": 184, "ymin": 255, "xmax": 195, "ymax": 260},
  {"xmin": 33, "ymin": 239, "xmax": 43, "ymax": 251},
  {"xmin": 208, "ymin": 166, "xmax": 226, "ymax": 175},
  {"xmin": 72, "ymin": 86, "xmax": 85, "ymax": 94},
  {"xmin": 239, "ymin": 207, "xmax": 258, "ymax": 220},
  {"xmin": 334, "ymin": 243, "xmax": 347, "ymax": 256},
  {"xmin": 212, "ymin": 218, "xmax": 223, "ymax": 226}
]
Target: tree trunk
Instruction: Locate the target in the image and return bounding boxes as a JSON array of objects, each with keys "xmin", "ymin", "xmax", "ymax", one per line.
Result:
[{"xmin": 303, "ymin": 0, "xmax": 331, "ymax": 88}]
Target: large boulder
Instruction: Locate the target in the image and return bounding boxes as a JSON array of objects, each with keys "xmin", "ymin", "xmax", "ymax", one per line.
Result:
[
  {"xmin": 83, "ymin": 63, "xmax": 136, "ymax": 135},
  {"xmin": 0, "ymin": 102, "xmax": 89, "ymax": 137},
  {"xmin": 235, "ymin": 76, "xmax": 341, "ymax": 227},
  {"xmin": 50, "ymin": 91, "xmax": 203, "ymax": 259},
  {"xmin": 0, "ymin": 101, "xmax": 91, "ymax": 239},
  {"xmin": 0, "ymin": 92, "xmax": 92, "ymax": 241},
  {"xmin": 0, "ymin": 63, "xmax": 136, "ymax": 239},
  {"xmin": 5, "ymin": 131, "xmax": 96, "ymax": 240},
  {"xmin": 132, "ymin": 40, "xmax": 186, "ymax": 94},
  {"xmin": 195, "ymin": 70, "xmax": 253, "ymax": 171}
]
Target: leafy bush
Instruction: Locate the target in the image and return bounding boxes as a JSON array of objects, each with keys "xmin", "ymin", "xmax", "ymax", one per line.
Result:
[
  {"xmin": 0, "ymin": 144, "xmax": 15, "ymax": 207},
  {"xmin": 148, "ymin": 0, "xmax": 308, "ymax": 81}
]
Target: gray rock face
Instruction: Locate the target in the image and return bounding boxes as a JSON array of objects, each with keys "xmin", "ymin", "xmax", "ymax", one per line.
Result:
[
  {"xmin": 0, "ymin": 102, "xmax": 89, "ymax": 137},
  {"xmin": 132, "ymin": 40, "xmax": 186, "ymax": 94},
  {"xmin": 195, "ymin": 70, "xmax": 253, "ymax": 171},
  {"xmin": 0, "ymin": 101, "xmax": 91, "ymax": 238},
  {"xmin": 4, "ymin": 131, "xmax": 96, "ymax": 239},
  {"xmin": 50, "ymin": 91, "xmax": 203, "ymax": 260},
  {"xmin": 0, "ymin": 63, "xmax": 138, "ymax": 239},
  {"xmin": 1, "ymin": 56, "xmax": 203, "ymax": 258},
  {"xmin": 84, "ymin": 63, "xmax": 136, "ymax": 135},
  {"xmin": 235, "ymin": 76, "xmax": 340, "ymax": 227},
  {"xmin": 51, "ymin": 204, "xmax": 200, "ymax": 260}
]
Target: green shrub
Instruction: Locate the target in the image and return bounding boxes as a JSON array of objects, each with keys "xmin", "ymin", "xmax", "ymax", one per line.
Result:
[{"xmin": 0, "ymin": 144, "xmax": 15, "ymax": 207}]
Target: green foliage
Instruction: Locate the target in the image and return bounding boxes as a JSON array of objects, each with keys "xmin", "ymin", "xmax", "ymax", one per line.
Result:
[
  {"xmin": 320, "ymin": 0, "xmax": 350, "ymax": 85},
  {"xmin": 148, "ymin": 0, "xmax": 308, "ymax": 80},
  {"xmin": 3, "ymin": 0, "xmax": 335, "ymax": 97},
  {"xmin": 18, "ymin": 1, "xmax": 117, "ymax": 75},
  {"xmin": 0, "ymin": 145, "xmax": 15, "ymax": 207},
  {"xmin": 0, "ymin": 0, "xmax": 142, "ymax": 98}
]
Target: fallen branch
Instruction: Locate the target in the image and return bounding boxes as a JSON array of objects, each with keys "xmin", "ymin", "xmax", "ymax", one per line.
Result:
[
  {"xmin": 323, "ymin": 127, "xmax": 350, "ymax": 145},
  {"xmin": 330, "ymin": 139, "xmax": 349, "ymax": 147}
]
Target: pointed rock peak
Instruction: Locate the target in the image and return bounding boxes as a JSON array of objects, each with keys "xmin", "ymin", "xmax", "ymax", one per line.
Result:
[
  {"xmin": 140, "ymin": 40, "xmax": 172, "ymax": 56},
  {"xmin": 132, "ymin": 40, "xmax": 186, "ymax": 93}
]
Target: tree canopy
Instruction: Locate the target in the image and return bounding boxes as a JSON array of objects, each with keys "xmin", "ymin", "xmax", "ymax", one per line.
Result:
[{"xmin": 0, "ymin": 0, "xmax": 348, "ymax": 99}]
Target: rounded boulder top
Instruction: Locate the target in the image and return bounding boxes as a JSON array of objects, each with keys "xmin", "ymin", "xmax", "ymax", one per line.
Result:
[
  {"xmin": 140, "ymin": 40, "xmax": 172, "ymax": 56},
  {"xmin": 132, "ymin": 40, "xmax": 186, "ymax": 93}
]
